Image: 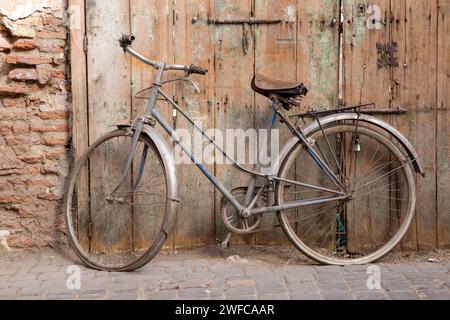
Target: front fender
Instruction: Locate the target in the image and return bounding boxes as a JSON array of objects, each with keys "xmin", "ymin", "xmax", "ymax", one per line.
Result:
[
  {"xmin": 116, "ymin": 123, "xmax": 178, "ymax": 235},
  {"xmin": 272, "ymin": 113, "xmax": 425, "ymax": 177}
]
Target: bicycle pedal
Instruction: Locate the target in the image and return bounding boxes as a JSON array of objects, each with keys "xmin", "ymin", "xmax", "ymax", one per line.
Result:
[{"xmin": 219, "ymin": 233, "xmax": 232, "ymax": 249}]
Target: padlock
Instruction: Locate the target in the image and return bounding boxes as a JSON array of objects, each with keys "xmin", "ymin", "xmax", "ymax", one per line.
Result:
[{"xmin": 353, "ymin": 137, "xmax": 361, "ymax": 152}]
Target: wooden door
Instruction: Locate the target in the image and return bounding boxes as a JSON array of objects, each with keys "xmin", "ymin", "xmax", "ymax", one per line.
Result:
[
  {"xmin": 85, "ymin": 0, "xmax": 133, "ymax": 252},
  {"xmin": 342, "ymin": 0, "xmax": 446, "ymax": 250},
  {"xmin": 437, "ymin": 0, "xmax": 450, "ymax": 249},
  {"xmin": 77, "ymin": 0, "xmax": 342, "ymax": 249}
]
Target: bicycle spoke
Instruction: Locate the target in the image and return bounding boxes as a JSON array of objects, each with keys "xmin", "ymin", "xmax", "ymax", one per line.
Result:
[
  {"xmin": 65, "ymin": 131, "xmax": 169, "ymax": 270},
  {"xmin": 277, "ymin": 124, "xmax": 414, "ymax": 264},
  {"xmin": 353, "ymin": 160, "xmax": 412, "ymax": 192}
]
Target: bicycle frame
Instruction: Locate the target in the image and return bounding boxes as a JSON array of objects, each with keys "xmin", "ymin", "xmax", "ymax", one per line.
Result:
[{"xmin": 124, "ymin": 46, "xmax": 348, "ymax": 218}]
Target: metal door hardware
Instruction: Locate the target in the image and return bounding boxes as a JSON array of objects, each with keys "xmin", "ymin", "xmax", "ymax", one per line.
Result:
[
  {"xmin": 191, "ymin": 16, "xmax": 287, "ymax": 55},
  {"xmin": 290, "ymin": 104, "xmax": 408, "ymax": 119},
  {"xmin": 191, "ymin": 16, "xmax": 285, "ymax": 25},
  {"xmin": 206, "ymin": 17, "xmax": 283, "ymax": 25},
  {"xmin": 359, "ymin": 107, "xmax": 407, "ymax": 115},
  {"xmin": 377, "ymin": 42, "xmax": 400, "ymax": 69}
]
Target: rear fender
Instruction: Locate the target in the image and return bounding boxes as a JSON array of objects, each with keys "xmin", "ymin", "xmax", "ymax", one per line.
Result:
[{"xmin": 272, "ymin": 113, "xmax": 425, "ymax": 177}]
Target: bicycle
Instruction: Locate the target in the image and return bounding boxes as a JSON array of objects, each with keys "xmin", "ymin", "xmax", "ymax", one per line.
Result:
[{"xmin": 64, "ymin": 35, "xmax": 425, "ymax": 271}]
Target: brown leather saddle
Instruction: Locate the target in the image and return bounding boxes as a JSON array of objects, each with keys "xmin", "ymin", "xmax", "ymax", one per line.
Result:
[{"xmin": 252, "ymin": 73, "xmax": 308, "ymax": 110}]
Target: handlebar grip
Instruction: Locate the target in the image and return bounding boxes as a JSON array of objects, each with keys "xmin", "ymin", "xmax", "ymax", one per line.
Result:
[
  {"xmin": 187, "ymin": 64, "xmax": 208, "ymax": 75},
  {"xmin": 119, "ymin": 34, "xmax": 136, "ymax": 48}
]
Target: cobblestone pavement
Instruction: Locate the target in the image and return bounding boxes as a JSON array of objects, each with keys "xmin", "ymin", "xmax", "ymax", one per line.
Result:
[{"xmin": 1, "ymin": 247, "xmax": 450, "ymax": 300}]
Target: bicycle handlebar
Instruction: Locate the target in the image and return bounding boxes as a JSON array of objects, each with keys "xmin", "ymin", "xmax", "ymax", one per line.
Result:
[
  {"xmin": 119, "ymin": 34, "xmax": 208, "ymax": 75},
  {"xmin": 186, "ymin": 64, "xmax": 208, "ymax": 75},
  {"xmin": 119, "ymin": 34, "xmax": 136, "ymax": 47}
]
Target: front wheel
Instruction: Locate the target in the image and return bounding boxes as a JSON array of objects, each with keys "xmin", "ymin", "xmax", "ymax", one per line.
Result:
[
  {"xmin": 64, "ymin": 130, "xmax": 172, "ymax": 271},
  {"xmin": 276, "ymin": 123, "xmax": 416, "ymax": 265}
]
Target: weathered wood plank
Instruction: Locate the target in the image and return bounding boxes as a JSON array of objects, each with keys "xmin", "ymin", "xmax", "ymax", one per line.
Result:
[
  {"xmin": 392, "ymin": 0, "xmax": 438, "ymax": 250},
  {"xmin": 300, "ymin": 0, "xmax": 341, "ymax": 109},
  {"xmin": 437, "ymin": 0, "xmax": 450, "ymax": 248},
  {"xmin": 69, "ymin": 0, "xmax": 88, "ymax": 160},
  {"xmin": 343, "ymin": 0, "xmax": 391, "ymax": 108},
  {"xmin": 389, "ymin": 0, "xmax": 417, "ymax": 251},
  {"xmin": 86, "ymin": 0, "xmax": 132, "ymax": 252},
  {"xmin": 130, "ymin": 0, "xmax": 174, "ymax": 118},
  {"xmin": 343, "ymin": 0, "xmax": 420, "ymax": 251},
  {"xmin": 254, "ymin": 0, "xmax": 299, "ymax": 245},
  {"xmin": 172, "ymin": 0, "xmax": 216, "ymax": 248},
  {"xmin": 213, "ymin": 0, "xmax": 256, "ymax": 245},
  {"xmin": 86, "ymin": 0, "xmax": 132, "ymax": 139},
  {"xmin": 285, "ymin": 0, "xmax": 341, "ymax": 248},
  {"xmin": 130, "ymin": 0, "xmax": 175, "ymax": 249},
  {"xmin": 69, "ymin": 0, "xmax": 89, "ymax": 248}
]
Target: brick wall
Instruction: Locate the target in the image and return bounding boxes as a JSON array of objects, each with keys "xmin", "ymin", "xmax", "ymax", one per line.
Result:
[{"xmin": 0, "ymin": 0, "xmax": 70, "ymax": 248}]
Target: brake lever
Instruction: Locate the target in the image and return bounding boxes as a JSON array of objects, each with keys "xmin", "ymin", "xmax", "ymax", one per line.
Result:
[
  {"xmin": 161, "ymin": 77, "xmax": 200, "ymax": 94},
  {"xmin": 119, "ymin": 34, "xmax": 136, "ymax": 49},
  {"xmin": 184, "ymin": 78, "xmax": 200, "ymax": 93}
]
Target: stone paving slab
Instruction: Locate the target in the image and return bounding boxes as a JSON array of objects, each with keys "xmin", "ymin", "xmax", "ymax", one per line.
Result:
[{"xmin": 0, "ymin": 247, "xmax": 449, "ymax": 300}]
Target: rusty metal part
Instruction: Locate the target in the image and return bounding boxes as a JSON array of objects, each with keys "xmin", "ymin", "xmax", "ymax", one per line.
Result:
[
  {"xmin": 195, "ymin": 16, "xmax": 283, "ymax": 55},
  {"xmin": 377, "ymin": 42, "xmax": 399, "ymax": 69},
  {"xmin": 290, "ymin": 104, "xmax": 408, "ymax": 119},
  {"xmin": 221, "ymin": 187, "xmax": 264, "ymax": 235},
  {"xmin": 358, "ymin": 107, "xmax": 407, "ymax": 115},
  {"xmin": 220, "ymin": 233, "xmax": 232, "ymax": 248},
  {"xmin": 206, "ymin": 17, "xmax": 283, "ymax": 25},
  {"xmin": 195, "ymin": 16, "xmax": 286, "ymax": 55}
]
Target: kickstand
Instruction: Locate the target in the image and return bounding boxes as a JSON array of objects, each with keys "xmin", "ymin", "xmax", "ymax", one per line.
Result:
[{"xmin": 220, "ymin": 233, "xmax": 232, "ymax": 249}]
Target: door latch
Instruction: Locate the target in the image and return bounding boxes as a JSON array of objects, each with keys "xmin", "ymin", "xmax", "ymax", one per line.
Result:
[
  {"xmin": 191, "ymin": 16, "xmax": 284, "ymax": 25},
  {"xmin": 192, "ymin": 16, "xmax": 285, "ymax": 55}
]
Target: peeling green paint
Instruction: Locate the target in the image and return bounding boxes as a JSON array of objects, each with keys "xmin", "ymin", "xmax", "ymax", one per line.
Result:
[
  {"xmin": 303, "ymin": 2, "xmax": 340, "ymax": 109},
  {"xmin": 353, "ymin": 16, "xmax": 367, "ymax": 45}
]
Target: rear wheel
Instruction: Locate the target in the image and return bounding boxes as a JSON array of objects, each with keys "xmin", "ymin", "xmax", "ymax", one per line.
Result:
[
  {"xmin": 276, "ymin": 123, "xmax": 416, "ymax": 265},
  {"xmin": 64, "ymin": 130, "xmax": 170, "ymax": 271}
]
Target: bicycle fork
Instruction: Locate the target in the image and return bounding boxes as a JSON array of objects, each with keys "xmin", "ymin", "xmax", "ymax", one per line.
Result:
[{"xmin": 110, "ymin": 66, "xmax": 165, "ymax": 196}]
